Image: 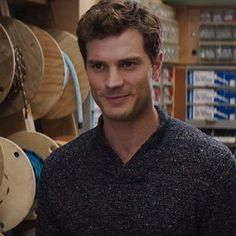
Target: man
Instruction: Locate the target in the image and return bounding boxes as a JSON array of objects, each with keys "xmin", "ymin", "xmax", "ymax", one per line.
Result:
[{"xmin": 36, "ymin": 0, "xmax": 236, "ymax": 235}]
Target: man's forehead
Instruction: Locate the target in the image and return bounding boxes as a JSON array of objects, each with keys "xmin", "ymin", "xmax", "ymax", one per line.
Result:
[{"xmin": 86, "ymin": 29, "xmax": 146, "ymax": 61}]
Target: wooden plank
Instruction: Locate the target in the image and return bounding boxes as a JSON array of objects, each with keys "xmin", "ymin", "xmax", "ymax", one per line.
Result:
[
  {"xmin": 173, "ymin": 65, "xmax": 186, "ymax": 120},
  {"xmin": 0, "ymin": 107, "xmax": 35, "ymax": 137},
  {"xmin": 175, "ymin": 7, "xmax": 187, "ymax": 64},
  {"xmin": 50, "ymin": 0, "xmax": 80, "ymax": 34},
  {"xmin": 23, "ymin": 105, "xmax": 36, "ymax": 132},
  {"xmin": 0, "ymin": 0, "xmax": 10, "ymax": 16},
  {"xmin": 175, "ymin": 6, "xmax": 200, "ymax": 64},
  {"xmin": 40, "ymin": 114, "xmax": 79, "ymax": 140}
]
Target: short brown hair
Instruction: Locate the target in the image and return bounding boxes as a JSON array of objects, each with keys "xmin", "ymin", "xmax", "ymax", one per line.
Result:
[{"xmin": 77, "ymin": 0, "xmax": 162, "ymax": 64}]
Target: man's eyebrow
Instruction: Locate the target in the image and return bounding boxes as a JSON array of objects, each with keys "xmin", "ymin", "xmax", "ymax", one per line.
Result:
[
  {"xmin": 87, "ymin": 57, "xmax": 143, "ymax": 64},
  {"xmin": 120, "ymin": 57, "xmax": 143, "ymax": 62},
  {"xmin": 87, "ymin": 59, "xmax": 106, "ymax": 65}
]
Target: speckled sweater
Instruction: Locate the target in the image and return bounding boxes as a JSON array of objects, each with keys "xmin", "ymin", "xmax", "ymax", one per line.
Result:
[{"xmin": 36, "ymin": 107, "xmax": 236, "ymax": 236}]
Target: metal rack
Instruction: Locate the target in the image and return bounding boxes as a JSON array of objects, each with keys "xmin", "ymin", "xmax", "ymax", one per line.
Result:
[
  {"xmin": 186, "ymin": 65, "xmax": 236, "ymax": 156},
  {"xmin": 153, "ymin": 64, "xmax": 174, "ymax": 116}
]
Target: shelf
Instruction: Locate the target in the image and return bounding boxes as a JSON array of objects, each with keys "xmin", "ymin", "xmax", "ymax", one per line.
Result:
[
  {"xmin": 187, "ymin": 85, "xmax": 236, "ymax": 91},
  {"xmin": 159, "ymin": 16, "xmax": 178, "ymax": 25},
  {"xmin": 186, "ymin": 67, "xmax": 236, "ymax": 127},
  {"xmin": 163, "ymin": 100, "xmax": 173, "ymax": 105},
  {"xmin": 187, "ymin": 102, "xmax": 236, "ymax": 107},
  {"xmin": 163, "ymin": 82, "xmax": 173, "ymax": 86},
  {"xmin": 186, "ymin": 119, "xmax": 236, "ymax": 129},
  {"xmin": 195, "ymin": 61, "xmax": 236, "ymax": 65},
  {"xmin": 152, "ymin": 64, "xmax": 175, "ymax": 116},
  {"xmin": 153, "ymin": 82, "xmax": 161, "ymax": 87},
  {"xmin": 200, "ymin": 22, "xmax": 236, "ymax": 26},
  {"xmin": 200, "ymin": 41, "xmax": 236, "ymax": 46},
  {"xmin": 163, "ymin": 40, "xmax": 179, "ymax": 45},
  {"xmin": 154, "ymin": 101, "xmax": 161, "ymax": 106},
  {"xmin": 187, "ymin": 65, "xmax": 236, "ymax": 70},
  {"xmin": 214, "ymin": 136, "xmax": 236, "ymax": 145}
]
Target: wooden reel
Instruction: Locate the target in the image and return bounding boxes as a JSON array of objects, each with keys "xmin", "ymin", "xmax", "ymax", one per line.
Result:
[
  {"xmin": 0, "ymin": 137, "xmax": 35, "ymax": 233},
  {"xmin": 8, "ymin": 130, "xmax": 59, "ymax": 220},
  {"xmin": 0, "ymin": 17, "xmax": 43, "ymax": 117},
  {"xmin": 43, "ymin": 29, "xmax": 90, "ymax": 120},
  {"xmin": 0, "ymin": 23, "xmax": 15, "ymax": 104},
  {"xmin": 28, "ymin": 25, "xmax": 65, "ymax": 120}
]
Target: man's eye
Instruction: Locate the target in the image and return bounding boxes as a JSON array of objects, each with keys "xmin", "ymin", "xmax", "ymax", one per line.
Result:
[
  {"xmin": 93, "ymin": 63, "xmax": 104, "ymax": 70},
  {"xmin": 121, "ymin": 61, "xmax": 137, "ymax": 69}
]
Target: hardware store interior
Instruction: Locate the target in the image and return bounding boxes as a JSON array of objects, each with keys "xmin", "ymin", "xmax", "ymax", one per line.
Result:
[{"xmin": 0, "ymin": 0, "xmax": 236, "ymax": 235}]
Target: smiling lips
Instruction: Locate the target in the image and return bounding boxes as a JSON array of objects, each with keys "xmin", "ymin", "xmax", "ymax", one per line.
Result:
[{"xmin": 104, "ymin": 94, "xmax": 130, "ymax": 104}]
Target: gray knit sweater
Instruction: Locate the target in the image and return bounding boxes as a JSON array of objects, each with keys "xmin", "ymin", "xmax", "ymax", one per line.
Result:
[{"xmin": 36, "ymin": 107, "xmax": 236, "ymax": 236}]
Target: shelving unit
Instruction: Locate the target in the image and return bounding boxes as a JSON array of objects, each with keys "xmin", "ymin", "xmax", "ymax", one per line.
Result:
[
  {"xmin": 186, "ymin": 65, "xmax": 236, "ymax": 156},
  {"xmin": 153, "ymin": 64, "xmax": 174, "ymax": 116},
  {"xmin": 199, "ymin": 8, "xmax": 236, "ymax": 62},
  {"xmin": 141, "ymin": 0, "xmax": 179, "ymax": 63},
  {"xmin": 152, "ymin": 63, "xmax": 186, "ymax": 120}
]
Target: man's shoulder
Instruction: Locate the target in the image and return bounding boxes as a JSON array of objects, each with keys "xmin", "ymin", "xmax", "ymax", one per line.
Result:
[
  {"xmin": 164, "ymin": 118, "xmax": 236, "ymax": 187},
  {"xmin": 165, "ymin": 117, "xmax": 233, "ymax": 163},
  {"xmin": 168, "ymin": 117, "xmax": 226, "ymax": 145}
]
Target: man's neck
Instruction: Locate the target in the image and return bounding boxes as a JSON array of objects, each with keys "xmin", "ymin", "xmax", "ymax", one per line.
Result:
[{"xmin": 103, "ymin": 107, "xmax": 159, "ymax": 164}]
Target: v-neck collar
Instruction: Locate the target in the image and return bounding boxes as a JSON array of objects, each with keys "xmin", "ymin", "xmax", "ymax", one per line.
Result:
[{"xmin": 92, "ymin": 106, "xmax": 170, "ymax": 182}]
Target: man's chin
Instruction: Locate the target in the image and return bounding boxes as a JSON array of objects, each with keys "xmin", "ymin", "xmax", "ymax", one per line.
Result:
[{"xmin": 103, "ymin": 110, "xmax": 134, "ymax": 123}]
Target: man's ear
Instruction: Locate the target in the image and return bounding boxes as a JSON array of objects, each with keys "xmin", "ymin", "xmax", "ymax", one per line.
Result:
[{"xmin": 152, "ymin": 51, "xmax": 163, "ymax": 80}]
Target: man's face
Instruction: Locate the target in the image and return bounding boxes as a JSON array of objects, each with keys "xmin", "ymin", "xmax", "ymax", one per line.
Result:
[{"xmin": 86, "ymin": 28, "xmax": 162, "ymax": 122}]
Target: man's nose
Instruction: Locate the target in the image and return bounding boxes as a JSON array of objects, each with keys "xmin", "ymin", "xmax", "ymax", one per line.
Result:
[{"xmin": 105, "ymin": 68, "xmax": 123, "ymax": 88}]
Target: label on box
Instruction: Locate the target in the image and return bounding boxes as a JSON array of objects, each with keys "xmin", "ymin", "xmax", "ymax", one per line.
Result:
[
  {"xmin": 192, "ymin": 71, "xmax": 215, "ymax": 85},
  {"xmin": 187, "ymin": 105, "xmax": 236, "ymax": 120},
  {"xmin": 188, "ymin": 89, "xmax": 236, "ymax": 104}
]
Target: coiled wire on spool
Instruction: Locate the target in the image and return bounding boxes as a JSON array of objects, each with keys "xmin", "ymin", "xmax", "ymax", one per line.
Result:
[
  {"xmin": 3, "ymin": 44, "xmax": 28, "ymax": 118},
  {"xmin": 63, "ymin": 52, "xmax": 83, "ymax": 128},
  {"xmin": 23, "ymin": 149, "xmax": 43, "ymax": 200}
]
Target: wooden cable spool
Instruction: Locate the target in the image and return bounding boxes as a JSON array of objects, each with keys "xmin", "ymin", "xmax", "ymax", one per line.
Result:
[
  {"xmin": 28, "ymin": 25, "xmax": 66, "ymax": 120},
  {"xmin": 0, "ymin": 137, "xmax": 36, "ymax": 233},
  {"xmin": 0, "ymin": 23, "xmax": 15, "ymax": 104},
  {"xmin": 43, "ymin": 29, "xmax": 90, "ymax": 120},
  {"xmin": 8, "ymin": 130, "xmax": 59, "ymax": 220},
  {"xmin": 0, "ymin": 16, "xmax": 43, "ymax": 117}
]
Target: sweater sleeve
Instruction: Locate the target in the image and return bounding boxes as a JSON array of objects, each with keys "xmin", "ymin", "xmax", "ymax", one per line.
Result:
[
  {"xmin": 199, "ymin": 152, "xmax": 236, "ymax": 236},
  {"xmin": 36, "ymin": 162, "xmax": 62, "ymax": 236}
]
